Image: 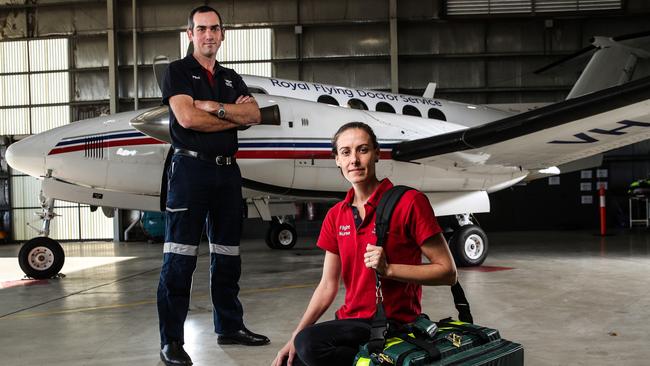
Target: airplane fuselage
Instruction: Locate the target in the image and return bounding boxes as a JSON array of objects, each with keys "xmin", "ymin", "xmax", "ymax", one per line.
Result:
[{"xmin": 7, "ymin": 90, "xmax": 525, "ymax": 217}]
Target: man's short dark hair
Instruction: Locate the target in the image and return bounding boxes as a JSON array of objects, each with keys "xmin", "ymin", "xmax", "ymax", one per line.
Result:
[{"xmin": 188, "ymin": 5, "xmax": 223, "ymax": 30}]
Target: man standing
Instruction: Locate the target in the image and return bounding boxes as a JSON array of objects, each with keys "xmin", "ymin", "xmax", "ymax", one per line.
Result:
[{"xmin": 158, "ymin": 5, "xmax": 269, "ymax": 366}]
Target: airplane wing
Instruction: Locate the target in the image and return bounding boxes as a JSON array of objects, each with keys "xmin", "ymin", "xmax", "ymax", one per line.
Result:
[{"xmin": 392, "ymin": 75, "xmax": 650, "ymax": 181}]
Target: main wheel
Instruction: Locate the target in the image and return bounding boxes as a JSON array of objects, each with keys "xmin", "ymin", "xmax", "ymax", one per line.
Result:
[
  {"xmin": 268, "ymin": 222, "xmax": 297, "ymax": 250},
  {"xmin": 18, "ymin": 237, "xmax": 65, "ymax": 279},
  {"xmin": 265, "ymin": 224, "xmax": 277, "ymax": 249},
  {"xmin": 449, "ymin": 225, "xmax": 488, "ymax": 267}
]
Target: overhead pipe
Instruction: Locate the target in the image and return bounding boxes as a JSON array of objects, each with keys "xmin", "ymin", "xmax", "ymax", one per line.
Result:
[{"xmin": 133, "ymin": 0, "xmax": 139, "ymax": 110}]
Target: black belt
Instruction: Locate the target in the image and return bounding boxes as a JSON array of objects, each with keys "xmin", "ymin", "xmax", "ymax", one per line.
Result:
[{"xmin": 174, "ymin": 148, "xmax": 235, "ymax": 166}]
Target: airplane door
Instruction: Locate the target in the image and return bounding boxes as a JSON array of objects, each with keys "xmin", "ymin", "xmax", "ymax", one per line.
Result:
[{"xmin": 292, "ymin": 115, "xmax": 348, "ymax": 192}]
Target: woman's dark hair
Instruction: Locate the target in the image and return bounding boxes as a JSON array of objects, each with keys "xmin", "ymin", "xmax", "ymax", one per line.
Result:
[
  {"xmin": 331, "ymin": 122, "xmax": 379, "ymax": 156},
  {"xmin": 188, "ymin": 5, "xmax": 223, "ymax": 30}
]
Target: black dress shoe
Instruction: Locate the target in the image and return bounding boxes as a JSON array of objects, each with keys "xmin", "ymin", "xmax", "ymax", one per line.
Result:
[
  {"xmin": 217, "ymin": 327, "xmax": 270, "ymax": 346},
  {"xmin": 160, "ymin": 341, "xmax": 193, "ymax": 365}
]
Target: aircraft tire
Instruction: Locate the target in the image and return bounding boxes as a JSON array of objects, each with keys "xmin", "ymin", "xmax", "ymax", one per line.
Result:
[
  {"xmin": 265, "ymin": 225, "xmax": 277, "ymax": 249},
  {"xmin": 450, "ymin": 225, "xmax": 488, "ymax": 267},
  {"xmin": 18, "ymin": 237, "xmax": 65, "ymax": 279},
  {"xmin": 269, "ymin": 223, "xmax": 297, "ymax": 250}
]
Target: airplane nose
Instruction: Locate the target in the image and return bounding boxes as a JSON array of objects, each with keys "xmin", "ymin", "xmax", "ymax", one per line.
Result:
[{"xmin": 5, "ymin": 134, "xmax": 48, "ymax": 178}]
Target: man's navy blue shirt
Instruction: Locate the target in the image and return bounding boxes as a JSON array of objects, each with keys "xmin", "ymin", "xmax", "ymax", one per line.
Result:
[{"xmin": 162, "ymin": 54, "xmax": 251, "ymax": 156}]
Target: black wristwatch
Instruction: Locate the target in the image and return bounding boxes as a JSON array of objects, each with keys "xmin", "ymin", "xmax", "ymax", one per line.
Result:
[{"xmin": 216, "ymin": 103, "xmax": 226, "ymax": 119}]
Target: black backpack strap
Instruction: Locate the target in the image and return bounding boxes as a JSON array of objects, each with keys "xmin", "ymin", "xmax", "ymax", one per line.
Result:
[
  {"xmin": 395, "ymin": 333, "xmax": 442, "ymax": 362},
  {"xmin": 451, "ymin": 281, "xmax": 474, "ymax": 324},
  {"xmin": 368, "ymin": 185, "xmax": 414, "ymax": 354},
  {"xmin": 367, "ymin": 302, "xmax": 388, "ymax": 354},
  {"xmin": 377, "ymin": 186, "xmax": 475, "ymax": 324},
  {"xmin": 375, "ymin": 185, "xmax": 413, "ymax": 247}
]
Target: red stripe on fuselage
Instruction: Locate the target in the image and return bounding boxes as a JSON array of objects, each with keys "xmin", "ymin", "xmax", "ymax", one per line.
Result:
[
  {"xmin": 48, "ymin": 138, "xmax": 393, "ymax": 160},
  {"xmin": 235, "ymin": 150, "xmax": 392, "ymax": 159},
  {"xmin": 48, "ymin": 137, "xmax": 164, "ymax": 155}
]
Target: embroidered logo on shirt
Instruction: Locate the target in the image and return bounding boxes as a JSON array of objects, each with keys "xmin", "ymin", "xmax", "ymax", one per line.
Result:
[
  {"xmin": 192, "ymin": 75, "xmax": 201, "ymax": 80},
  {"xmin": 339, "ymin": 225, "xmax": 351, "ymax": 237},
  {"xmin": 225, "ymin": 79, "xmax": 233, "ymax": 88}
]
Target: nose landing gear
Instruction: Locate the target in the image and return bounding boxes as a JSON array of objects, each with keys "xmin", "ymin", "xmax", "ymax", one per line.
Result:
[{"xmin": 19, "ymin": 194, "xmax": 65, "ymax": 279}]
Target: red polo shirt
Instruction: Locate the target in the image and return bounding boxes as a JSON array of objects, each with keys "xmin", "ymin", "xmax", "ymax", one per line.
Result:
[{"xmin": 317, "ymin": 179, "xmax": 442, "ymax": 324}]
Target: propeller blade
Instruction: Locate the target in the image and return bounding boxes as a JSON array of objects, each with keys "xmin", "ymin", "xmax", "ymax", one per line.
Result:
[
  {"xmin": 533, "ymin": 45, "xmax": 596, "ymax": 74},
  {"xmin": 153, "ymin": 55, "xmax": 170, "ymax": 93},
  {"xmin": 612, "ymin": 30, "xmax": 650, "ymax": 42}
]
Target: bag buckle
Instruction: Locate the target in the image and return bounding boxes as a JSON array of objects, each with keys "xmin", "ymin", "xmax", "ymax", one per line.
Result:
[
  {"xmin": 370, "ymin": 352, "xmax": 394, "ymax": 365},
  {"xmin": 446, "ymin": 333, "xmax": 462, "ymax": 348}
]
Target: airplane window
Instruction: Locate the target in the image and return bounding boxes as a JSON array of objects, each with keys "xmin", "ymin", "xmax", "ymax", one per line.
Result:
[
  {"xmin": 317, "ymin": 95, "xmax": 339, "ymax": 106},
  {"xmin": 348, "ymin": 98, "xmax": 368, "ymax": 110},
  {"xmin": 249, "ymin": 87, "xmax": 267, "ymax": 94},
  {"xmin": 376, "ymin": 102, "xmax": 395, "ymax": 113},
  {"xmin": 402, "ymin": 105, "xmax": 421, "ymax": 117},
  {"xmin": 428, "ymin": 108, "xmax": 447, "ymax": 121}
]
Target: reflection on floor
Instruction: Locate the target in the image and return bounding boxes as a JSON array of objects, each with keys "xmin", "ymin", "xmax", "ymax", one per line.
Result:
[{"xmin": 0, "ymin": 257, "xmax": 135, "ymax": 286}]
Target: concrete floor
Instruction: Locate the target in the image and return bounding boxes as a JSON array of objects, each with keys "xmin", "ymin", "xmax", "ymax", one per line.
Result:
[{"xmin": 1, "ymin": 229, "xmax": 649, "ymax": 366}]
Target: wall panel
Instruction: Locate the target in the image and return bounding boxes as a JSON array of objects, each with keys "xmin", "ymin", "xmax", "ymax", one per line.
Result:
[
  {"xmin": 302, "ymin": 24, "xmax": 389, "ymax": 58},
  {"xmin": 400, "ymin": 22, "xmax": 485, "ymax": 55}
]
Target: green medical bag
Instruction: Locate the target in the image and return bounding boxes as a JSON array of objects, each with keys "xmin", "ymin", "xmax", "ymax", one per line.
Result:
[{"xmin": 354, "ymin": 319, "xmax": 523, "ymax": 366}]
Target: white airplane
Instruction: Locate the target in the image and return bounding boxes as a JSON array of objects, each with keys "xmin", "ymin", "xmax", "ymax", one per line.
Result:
[{"xmin": 6, "ymin": 33, "xmax": 650, "ymax": 279}]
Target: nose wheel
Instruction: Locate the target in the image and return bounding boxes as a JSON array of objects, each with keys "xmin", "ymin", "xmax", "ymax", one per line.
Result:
[
  {"xmin": 19, "ymin": 192, "xmax": 65, "ymax": 279},
  {"xmin": 18, "ymin": 237, "xmax": 65, "ymax": 279}
]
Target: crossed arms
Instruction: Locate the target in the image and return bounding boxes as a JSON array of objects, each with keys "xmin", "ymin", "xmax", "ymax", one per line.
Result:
[{"xmin": 169, "ymin": 94, "xmax": 261, "ymax": 132}]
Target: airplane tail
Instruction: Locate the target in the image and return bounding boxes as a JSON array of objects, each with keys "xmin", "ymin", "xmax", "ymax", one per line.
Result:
[
  {"xmin": 535, "ymin": 31, "xmax": 650, "ymax": 99},
  {"xmin": 567, "ymin": 35, "xmax": 650, "ymax": 99}
]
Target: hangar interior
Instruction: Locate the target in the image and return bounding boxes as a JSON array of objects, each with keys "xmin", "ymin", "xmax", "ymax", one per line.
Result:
[
  {"xmin": 1, "ymin": 0, "xmax": 650, "ymax": 241},
  {"xmin": 1, "ymin": 0, "xmax": 650, "ymax": 365}
]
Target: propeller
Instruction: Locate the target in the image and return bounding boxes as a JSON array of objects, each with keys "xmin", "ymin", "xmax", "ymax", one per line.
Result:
[{"xmin": 153, "ymin": 55, "xmax": 170, "ymax": 92}]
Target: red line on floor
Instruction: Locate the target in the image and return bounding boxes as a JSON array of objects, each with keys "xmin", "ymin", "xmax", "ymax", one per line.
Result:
[{"xmin": 0, "ymin": 279, "xmax": 49, "ymax": 289}]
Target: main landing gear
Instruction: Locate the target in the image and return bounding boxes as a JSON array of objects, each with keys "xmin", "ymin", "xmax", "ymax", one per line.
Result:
[
  {"xmin": 447, "ymin": 213, "xmax": 488, "ymax": 267},
  {"xmin": 19, "ymin": 195, "xmax": 65, "ymax": 279},
  {"xmin": 265, "ymin": 217, "xmax": 297, "ymax": 250}
]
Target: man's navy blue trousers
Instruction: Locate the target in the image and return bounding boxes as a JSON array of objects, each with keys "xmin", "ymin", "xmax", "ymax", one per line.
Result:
[{"xmin": 157, "ymin": 154, "xmax": 244, "ymax": 346}]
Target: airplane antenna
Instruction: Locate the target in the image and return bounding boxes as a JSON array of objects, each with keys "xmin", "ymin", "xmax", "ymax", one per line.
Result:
[{"xmin": 423, "ymin": 82, "xmax": 437, "ymax": 99}]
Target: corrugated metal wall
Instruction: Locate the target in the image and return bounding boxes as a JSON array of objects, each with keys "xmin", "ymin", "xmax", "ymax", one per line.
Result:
[
  {"xmin": 1, "ymin": 37, "xmax": 114, "ymax": 241},
  {"xmin": 446, "ymin": 0, "xmax": 621, "ymax": 15},
  {"xmin": 180, "ymin": 28, "xmax": 272, "ymax": 77},
  {"xmin": 30, "ymin": 106, "xmax": 70, "ymax": 134},
  {"xmin": 0, "ymin": 41, "xmax": 28, "ymax": 73}
]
